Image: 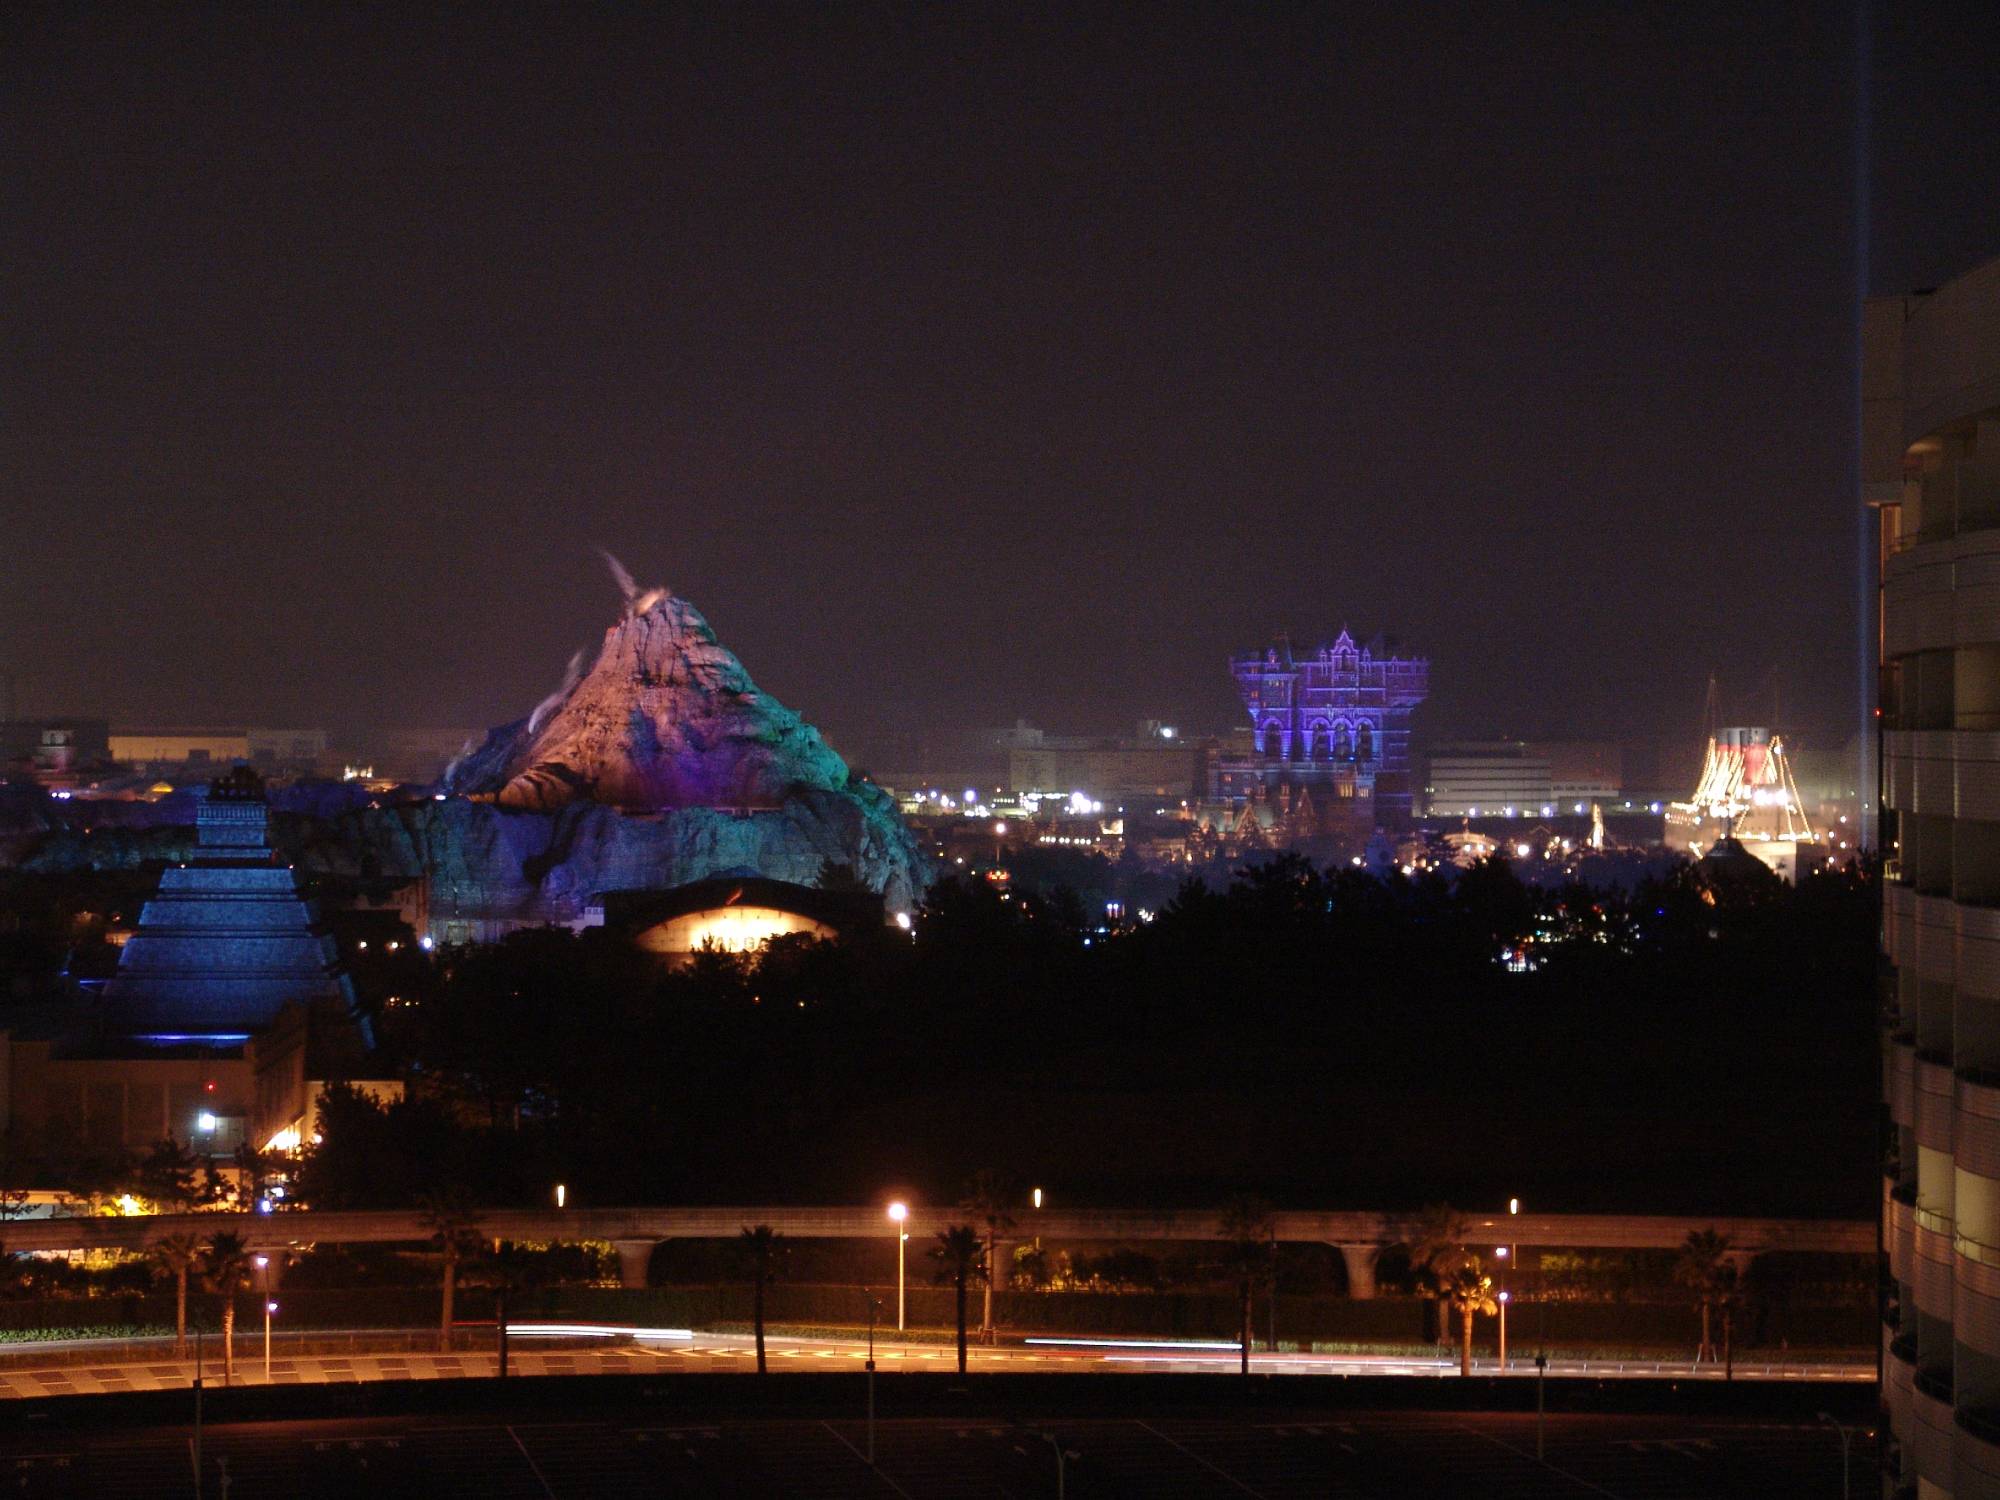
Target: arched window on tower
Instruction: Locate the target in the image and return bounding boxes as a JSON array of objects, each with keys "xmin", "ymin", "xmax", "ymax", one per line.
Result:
[
  {"xmin": 1355, "ymin": 722, "xmax": 1375, "ymax": 763},
  {"xmin": 1332, "ymin": 724, "xmax": 1352, "ymax": 761}
]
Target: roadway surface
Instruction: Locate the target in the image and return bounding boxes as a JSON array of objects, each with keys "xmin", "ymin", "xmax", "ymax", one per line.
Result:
[
  {"xmin": 0, "ymin": 1406, "xmax": 1879, "ymax": 1497},
  {"xmin": 0, "ymin": 1329, "xmax": 1874, "ymax": 1398}
]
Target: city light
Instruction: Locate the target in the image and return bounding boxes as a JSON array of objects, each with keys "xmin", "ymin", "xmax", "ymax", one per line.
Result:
[
  {"xmin": 197, "ymin": 1112, "xmax": 216, "ymax": 1132},
  {"xmin": 1032, "ymin": 1187, "xmax": 1044, "ymax": 1209},
  {"xmin": 1025, "ymin": 1337, "xmax": 1240, "ymax": 1351},
  {"xmin": 505, "ymin": 1323, "xmax": 694, "ymax": 1341},
  {"xmin": 555, "ymin": 1183, "xmax": 567, "ymax": 1209},
  {"xmin": 887, "ymin": 1201, "xmax": 907, "ymax": 1222}
]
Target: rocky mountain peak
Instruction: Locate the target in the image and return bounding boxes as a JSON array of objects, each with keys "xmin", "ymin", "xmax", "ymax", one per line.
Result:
[{"xmin": 441, "ymin": 561, "xmax": 855, "ymax": 814}]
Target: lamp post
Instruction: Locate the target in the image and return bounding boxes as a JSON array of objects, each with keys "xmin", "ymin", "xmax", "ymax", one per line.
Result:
[
  {"xmin": 1503, "ymin": 1196, "xmax": 1520, "ymax": 1372},
  {"xmin": 865, "ymin": 1291, "xmax": 882, "ymax": 1465},
  {"xmin": 1038, "ymin": 1431, "xmax": 1081, "ymax": 1499},
  {"xmin": 253, "ymin": 1256, "xmax": 272, "ymax": 1380},
  {"xmin": 1818, "ymin": 1412, "xmax": 1857, "ymax": 1500},
  {"xmin": 887, "ymin": 1203, "xmax": 909, "ymax": 1332},
  {"xmin": 193, "ymin": 1321, "xmax": 204, "ymax": 1500}
]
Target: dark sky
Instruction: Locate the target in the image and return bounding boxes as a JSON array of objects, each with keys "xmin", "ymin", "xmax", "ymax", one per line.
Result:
[{"xmin": 6, "ymin": 3, "xmax": 1998, "ymax": 765}]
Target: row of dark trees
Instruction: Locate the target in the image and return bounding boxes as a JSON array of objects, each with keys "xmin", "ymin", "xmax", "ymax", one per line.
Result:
[{"xmin": 290, "ymin": 852, "xmax": 1877, "ymax": 1220}]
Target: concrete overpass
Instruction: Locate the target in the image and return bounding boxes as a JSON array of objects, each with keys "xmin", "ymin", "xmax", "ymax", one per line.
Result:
[{"xmin": 0, "ymin": 1206, "xmax": 1872, "ymax": 1298}]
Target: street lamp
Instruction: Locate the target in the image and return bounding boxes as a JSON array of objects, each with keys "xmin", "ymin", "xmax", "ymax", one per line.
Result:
[
  {"xmin": 865, "ymin": 1291, "xmax": 883, "ymax": 1465},
  {"xmin": 253, "ymin": 1256, "xmax": 272, "ymax": 1378},
  {"xmin": 1038, "ymin": 1431, "xmax": 1082, "ymax": 1499},
  {"xmin": 887, "ymin": 1202, "xmax": 909, "ymax": 1332},
  {"xmin": 1818, "ymin": 1412, "xmax": 1858, "ymax": 1500},
  {"xmin": 554, "ymin": 1183, "xmax": 566, "ymax": 1210}
]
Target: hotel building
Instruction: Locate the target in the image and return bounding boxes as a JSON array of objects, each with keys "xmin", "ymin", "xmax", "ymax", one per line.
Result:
[{"xmin": 1874, "ymin": 252, "xmax": 2000, "ymax": 1497}]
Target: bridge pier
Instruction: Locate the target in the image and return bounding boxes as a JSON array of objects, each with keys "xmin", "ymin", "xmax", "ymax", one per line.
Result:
[
  {"xmin": 1336, "ymin": 1243, "xmax": 1378, "ymax": 1300},
  {"xmin": 611, "ymin": 1239, "xmax": 659, "ymax": 1289}
]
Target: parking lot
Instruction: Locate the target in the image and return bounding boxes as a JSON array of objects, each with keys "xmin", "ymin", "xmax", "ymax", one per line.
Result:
[{"xmin": 0, "ymin": 1405, "xmax": 1876, "ymax": 1497}]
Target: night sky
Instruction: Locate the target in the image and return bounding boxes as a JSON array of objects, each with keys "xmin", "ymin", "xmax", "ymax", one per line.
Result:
[{"xmin": 7, "ymin": 4, "xmax": 1998, "ymax": 768}]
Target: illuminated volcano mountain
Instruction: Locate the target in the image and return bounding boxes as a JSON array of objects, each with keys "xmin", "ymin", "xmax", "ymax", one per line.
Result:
[
  {"xmin": 293, "ymin": 562, "xmax": 931, "ymax": 920},
  {"xmin": 441, "ymin": 588, "xmax": 856, "ymax": 814}
]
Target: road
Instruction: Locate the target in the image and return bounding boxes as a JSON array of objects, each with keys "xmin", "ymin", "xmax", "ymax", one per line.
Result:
[
  {"xmin": 0, "ymin": 1327, "xmax": 1874, "ymax": 1398},
  {"xmin": 0, "ymin": 1406, "xmax": 1879, "ymax": 1497}
]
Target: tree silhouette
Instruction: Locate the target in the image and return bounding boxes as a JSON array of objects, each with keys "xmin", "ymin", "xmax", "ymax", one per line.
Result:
[
  {"xmin": 1444, "ymin": 1257, "xmax": 1498, "ymax": 1376},
  {"xmin": 149, "ymin": 1233, "xmax": 203, "ymax": 1358},
  {"xmin": 418, "ymin": 1189, "xmax": 484, "ymax": 1353},
  {"xmin": 201, "ymin": 1231, "xmax": 255, "ymax": 1382},
  {"xmin": 1217, "ymin": 1196, "xmax": 1277, "ymax": 1376},
  {"xmin": 1674, "ymin": 1228, "xmax": 1733, "ymax": 1365},
  {"xmin": 132, "ymin": 1138, "xmax": 203, "ymax": 1211},
  {"xmin": 959, "ymin": 1171, "xmax": 1018, "ymax": 1344},
  {"xmin": 1401, "ymin": 1204, "xmax": 1470, "ymax": 1347},
  {"xmin": 739, "ymin": 1225, "xmax": 783, "ymax": 1375},
  {"xmin": 931, "ymin": 1225, "xmax": 984, "ymax": 1375}
]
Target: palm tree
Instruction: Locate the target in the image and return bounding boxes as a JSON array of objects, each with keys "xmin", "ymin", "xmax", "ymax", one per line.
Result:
[
  {"xmin": 149, "ymin": 1233, "xmax": 203, "ymax": 1358},
  {"xmin": 1673, "ymin": 1228, "xmax": 1732, "ymax": 1365},
  {"xmin": 1402, "ymin": 1203, "xmax": 1469, "ymax": 1347},
  {"xmin": 201, "ymin": 1231, "xmax": 256, "ymax": 1383},
  {"xmin": 1444, "ymin": 1257, "xmax": 1498, "ymax": 1376},
  {"xmin": 740, "ymin": 1225, "xmax": 783, "ymax": 1375},
  {"xmin": 931, "ymin": 1225, "xmax": 984, "ymax": 1375},
  {"xmin": 1715, "ymin": 1260, "xmax": 1743, "ymax": 1380},
  {"xmin": 1217, "ymin": 1196, "xmax": 1277, "ymax": 1376},
  {"xmin": 418, "ymin": 1189, "xmax": 484, "ymax": 1353},
  {"xmin": 959, "ymin": 1171, "xmax": 1017, "ymax": 1344}
]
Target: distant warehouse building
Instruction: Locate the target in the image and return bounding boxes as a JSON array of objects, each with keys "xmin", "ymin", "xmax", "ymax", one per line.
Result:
[
  {"xmin": 1424, "ymin": 739, "xmax": 1622, "ymax": 818},
  {"xmin": 1424, "ymin": 743, "xmax": 1552, "ymax": 817},
  {"xmin": 1004, "ymin": 720, "xmax": 1207, "ymax": 803},
  {"xmin": 110, "ymin": 727, "xmax": 330, "ymax": 774}
]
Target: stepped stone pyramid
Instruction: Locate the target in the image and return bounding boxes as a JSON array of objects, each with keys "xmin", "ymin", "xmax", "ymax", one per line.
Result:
[{"xmin": 101, "ymin": 766, "xmax": 348, "ymax": 1037}]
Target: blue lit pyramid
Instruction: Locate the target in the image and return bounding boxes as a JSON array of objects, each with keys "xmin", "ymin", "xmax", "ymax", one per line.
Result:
[{"xmin": 100, "ymin": 766, "xmax": 349, "ymax": 1040}]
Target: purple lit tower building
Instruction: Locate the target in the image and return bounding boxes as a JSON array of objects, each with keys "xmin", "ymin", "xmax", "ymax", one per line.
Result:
[{"xmin": 1219, "ymin": 631, "xmax": 1429, "ymax": 828}]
